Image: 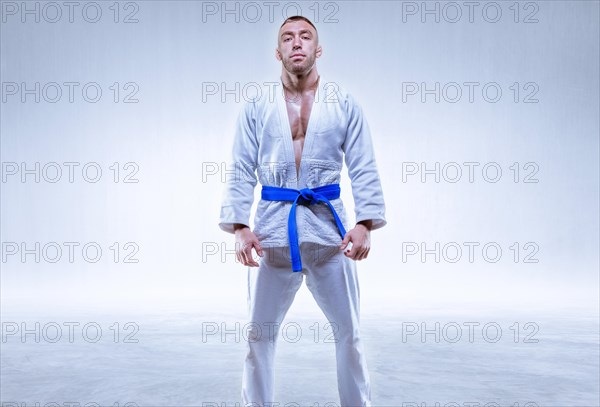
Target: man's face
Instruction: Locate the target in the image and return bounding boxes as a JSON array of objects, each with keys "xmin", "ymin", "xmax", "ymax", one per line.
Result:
[{"xmin": 276, "ymin": 20, "xmax": 322, "ymax": 75}]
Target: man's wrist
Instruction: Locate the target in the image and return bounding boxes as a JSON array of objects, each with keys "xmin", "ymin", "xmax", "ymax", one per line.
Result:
[
  {"xmin": 356, "ymin": 220, "xmax": 373, "ymax": 231},
  {"xmin": 233, "ymin": 223, "xmax": 250, "ymax": 232}
]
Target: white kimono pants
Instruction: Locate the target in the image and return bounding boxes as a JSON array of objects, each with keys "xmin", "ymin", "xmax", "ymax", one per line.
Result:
[{"xmin": 241, "ymin": 242, "xmax": 372, "ymax": 407}]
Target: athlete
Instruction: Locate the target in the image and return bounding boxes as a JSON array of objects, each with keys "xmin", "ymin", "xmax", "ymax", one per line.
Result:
[{"xmin": 219, "ymin": 15, "xmax": 387, "ymax": 407}]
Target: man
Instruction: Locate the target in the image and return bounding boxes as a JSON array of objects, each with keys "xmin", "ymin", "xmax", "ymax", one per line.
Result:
[{"xmin": 218, "ymin": 15, "xmax": 386, "ymax": 407}]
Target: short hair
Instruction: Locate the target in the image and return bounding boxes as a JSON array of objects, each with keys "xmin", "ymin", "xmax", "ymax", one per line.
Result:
[{"xmin": 280, "ymin": 15, "xmax": 318, "ymax": 34}]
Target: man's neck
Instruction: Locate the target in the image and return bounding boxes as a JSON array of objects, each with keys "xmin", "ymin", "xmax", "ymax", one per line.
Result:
[{"xmin": 281, "ymin": 70, "xmax": 320, "ymax": 94}]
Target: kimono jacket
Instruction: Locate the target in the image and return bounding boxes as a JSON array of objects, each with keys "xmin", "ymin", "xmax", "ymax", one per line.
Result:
[{"xmin": 218, "ymin": 76, "xmax": 387, "ymax": 249}]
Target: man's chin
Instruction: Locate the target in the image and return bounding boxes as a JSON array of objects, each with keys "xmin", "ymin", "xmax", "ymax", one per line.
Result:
[{"xmin": 286, "ymin": 63, "xmax": 311, "ymax": 75}]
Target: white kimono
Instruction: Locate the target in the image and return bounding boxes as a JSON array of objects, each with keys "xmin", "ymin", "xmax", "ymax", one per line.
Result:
[{"xmin": 218, "ymin": 76, "xmax": 387, "ymax": 248}]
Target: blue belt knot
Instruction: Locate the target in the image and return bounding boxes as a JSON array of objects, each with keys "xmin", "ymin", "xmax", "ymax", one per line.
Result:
[
  {"xmin": 261, "ymin": 183, "xmax": 346, "ymax": 272},
  {"xmin": 298, "ymin": 188, "xmax": 320, "ymax": 205}
]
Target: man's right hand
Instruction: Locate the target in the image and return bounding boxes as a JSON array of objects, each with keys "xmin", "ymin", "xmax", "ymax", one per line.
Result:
[{"xmin": 234, "ymin": 224, "xmax": 263, "ymax": 267}]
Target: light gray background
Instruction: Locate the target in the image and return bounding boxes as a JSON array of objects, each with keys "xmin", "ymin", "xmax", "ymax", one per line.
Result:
[
  {"xmin": 2, "ymin": 0, "xmax": 598, "ymax": 314},
  {"xmin": 1, "ymin": 1, "xmax": 599, "ymax": 404}
]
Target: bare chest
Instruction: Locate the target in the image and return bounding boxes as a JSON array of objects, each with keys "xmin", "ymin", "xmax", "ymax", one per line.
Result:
[{"xmin": 284, "ymin": 92, "xmax": 315, "ymax": 174}]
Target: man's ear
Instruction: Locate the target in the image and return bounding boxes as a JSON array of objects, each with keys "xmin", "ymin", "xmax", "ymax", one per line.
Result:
[
  {"xmin": 275, "ymin": 48, "xmax": 282, "ymax": 61},
  {"xmin": 316, "ymin": 45, "xmax": 323, "ymax": 58}
]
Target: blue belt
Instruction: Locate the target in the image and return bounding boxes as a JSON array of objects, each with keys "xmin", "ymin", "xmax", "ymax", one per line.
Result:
[{"xmin": 261, "ymin": 183, "xmax": 347, "ymax": 272}]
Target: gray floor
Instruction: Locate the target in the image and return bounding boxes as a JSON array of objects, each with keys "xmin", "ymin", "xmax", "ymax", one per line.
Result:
[{"xmin": 1, "ymin": 310, "xmax": 598, "ymax": 407}]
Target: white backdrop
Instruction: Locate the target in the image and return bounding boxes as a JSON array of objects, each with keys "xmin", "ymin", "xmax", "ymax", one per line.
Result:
[
  {"xmin": 2, "ymin": 1, "xmax": 599, "ymax": 404},
  {"xmin": 2, "ymin": 1, "xmax": 598, "ymax": 315}
]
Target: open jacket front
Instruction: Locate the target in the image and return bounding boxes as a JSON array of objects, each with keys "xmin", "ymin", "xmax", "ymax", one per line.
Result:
[{"xmin": 219, "ymin": 76, "xmax": 387, "ymax": 248}]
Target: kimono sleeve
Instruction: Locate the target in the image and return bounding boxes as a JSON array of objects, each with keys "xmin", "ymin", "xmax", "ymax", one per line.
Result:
[
  {"xmin": 218, "ymin": 101, "xmax": 259, "ymax": 234},
  {"xmin": 342, "ymin": 93, "xmax": 387, "ymax": 231}
]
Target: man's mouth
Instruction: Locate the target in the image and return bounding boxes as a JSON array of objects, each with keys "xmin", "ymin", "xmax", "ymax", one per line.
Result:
[{"xmin": 291, "ymin": 54, "xmax": 305, "ymax": 58}]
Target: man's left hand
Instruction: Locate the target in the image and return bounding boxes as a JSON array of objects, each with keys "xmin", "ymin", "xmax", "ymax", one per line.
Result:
[{"xmin": 340, "ymin": 223, "xmax": 371, "ymax": 260}]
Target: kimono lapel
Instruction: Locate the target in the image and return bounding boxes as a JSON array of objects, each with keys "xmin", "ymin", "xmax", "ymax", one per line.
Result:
[{"xmin": 276, "ymin": 76, "xmax": 326, "ymax": 188}]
